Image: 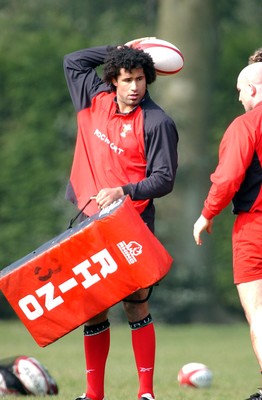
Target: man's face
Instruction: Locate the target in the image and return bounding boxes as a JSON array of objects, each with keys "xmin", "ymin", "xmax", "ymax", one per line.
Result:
[{"xmin": 112, "ymin": 67, "xmax": 147, "ymax": 113}]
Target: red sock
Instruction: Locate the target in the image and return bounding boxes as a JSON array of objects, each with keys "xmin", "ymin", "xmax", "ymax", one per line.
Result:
[
  {"xmin": 132, "ymin": 323, "xmax": 156, "ymax": 399},
  {"xmin": 84, "ymin": 325, "xmax": 110, "ymax": 400}
]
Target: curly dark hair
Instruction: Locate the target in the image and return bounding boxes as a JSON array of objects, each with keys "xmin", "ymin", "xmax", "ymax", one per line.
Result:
[
  {"xmin": 103, "ymin": 46, "xmax": 156, "ymax": 91},
  {"xmin": 248, "ymin": 47, "xmax": 262, "ymax": 64}
]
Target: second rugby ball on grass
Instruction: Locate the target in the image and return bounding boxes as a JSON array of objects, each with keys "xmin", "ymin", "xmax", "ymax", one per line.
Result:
[{"xmin": 177, "ymin": 362, "xmax": 213, "ymax": 388}]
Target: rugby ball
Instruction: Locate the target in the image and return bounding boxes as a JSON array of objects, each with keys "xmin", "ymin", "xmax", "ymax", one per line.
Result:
[
  {"xmin": 134, "ymin": 38, "xmax": 184, "ymax": 76},
  {"xmin": 12, "ymin": 356, "xmax": 58, "ymax": 395},
  {"xmin": 0, "ymin": 367, "xmax": 28, "ymax": 395},
  {"xmin": 177, "ymin": 362, "xmax": 213, "ymax": 388}
]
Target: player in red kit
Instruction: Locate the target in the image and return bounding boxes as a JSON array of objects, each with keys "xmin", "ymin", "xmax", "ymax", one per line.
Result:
[
  {"xmin": 193, "ymin": 62, "xmax": 262, "ymax": 400},
  {"xmin": 64, "ymin": 39, "xmax": 178, "ymax": 400}
]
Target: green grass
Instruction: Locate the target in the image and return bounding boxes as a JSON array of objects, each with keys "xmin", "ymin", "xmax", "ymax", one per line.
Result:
[{"xmin": 0, "ymin": 320, "xmax": 259, "ymax": 399}]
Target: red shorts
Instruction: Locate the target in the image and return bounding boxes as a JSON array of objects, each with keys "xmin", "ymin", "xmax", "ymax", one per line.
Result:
[{"xmin": 232, "ymin": 212, "xmax": 262, "ymax": 284}]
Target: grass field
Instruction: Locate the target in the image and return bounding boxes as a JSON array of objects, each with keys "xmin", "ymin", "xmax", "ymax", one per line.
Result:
[{"xmin": 0, "ymin": 320, "xmax": 259, "ymax": 399}]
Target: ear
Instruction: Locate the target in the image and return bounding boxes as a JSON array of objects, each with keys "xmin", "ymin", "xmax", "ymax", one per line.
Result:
[
  {"xmin": 112, "ymin": 78, "xmax": 118, "ymax": 87},
  {"xmin": 249, "ymin": 83, "xmax": 257, "ymax": 96}
]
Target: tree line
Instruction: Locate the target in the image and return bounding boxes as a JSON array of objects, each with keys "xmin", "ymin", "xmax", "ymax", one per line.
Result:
[{"xmin": 0, "ymin": 0, "xmax": 261, "ymax": 321}]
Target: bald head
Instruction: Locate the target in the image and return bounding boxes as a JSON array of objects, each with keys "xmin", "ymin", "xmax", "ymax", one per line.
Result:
[
  {"xmin": 238, "ymin": 62, "xmax": 262, "ymax": 85},
  {"xmin": 237, "ymin": 62, "xmax": 262, "ymax": 111}
]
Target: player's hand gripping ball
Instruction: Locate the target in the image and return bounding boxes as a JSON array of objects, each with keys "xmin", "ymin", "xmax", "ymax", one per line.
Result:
[{"xmin": 177, "ymin": 362, "xmax": 213, "ymax": 388}]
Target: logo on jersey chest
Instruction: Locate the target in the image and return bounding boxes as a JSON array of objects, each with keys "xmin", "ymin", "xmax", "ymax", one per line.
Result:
[{"xmin": 120, "ymin": 123, "xmax": 132, "ymax": 138}]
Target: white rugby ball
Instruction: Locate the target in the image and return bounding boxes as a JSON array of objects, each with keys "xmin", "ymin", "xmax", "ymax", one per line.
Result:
[
  {"xmin": 13, "ymin": 356, "xmax": 54, "ymax": 395},
  {"xmin": 177, "ymin": 362, "xmax": 213, "ymax": 388},
  {"xmin": 135, "ymin": 38, "xmax": 184, "ymax": 76}
]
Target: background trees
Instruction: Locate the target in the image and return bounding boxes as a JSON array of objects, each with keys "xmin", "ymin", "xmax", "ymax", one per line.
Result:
[{"xmin": 0, "ymin": 0, "xmax": 261, "ymax": 320}]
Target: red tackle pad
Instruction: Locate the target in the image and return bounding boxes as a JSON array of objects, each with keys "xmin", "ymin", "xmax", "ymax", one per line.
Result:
[{"xmin": 0, "ymin": 196, "xmax": 173, "ymax": 347}]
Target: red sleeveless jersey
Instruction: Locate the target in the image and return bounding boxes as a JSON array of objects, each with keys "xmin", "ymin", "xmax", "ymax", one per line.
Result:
[{"xmin": 69, "ymin": 91, "xmax": 149, "ymax": 216}]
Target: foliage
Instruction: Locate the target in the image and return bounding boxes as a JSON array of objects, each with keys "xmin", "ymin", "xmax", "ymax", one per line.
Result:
[
  {"xmin": 0, "ymin": 0, "xmax": 261, "ymax": 320},
  {"xmin": 0, "ymin": 0, "xmax": 159, "ymax": 317},
  {"xmin": 0, "ymin": 0, "xmax": 157, "ymax": 263}
]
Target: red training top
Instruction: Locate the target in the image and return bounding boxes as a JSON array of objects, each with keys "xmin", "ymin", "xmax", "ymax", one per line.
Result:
[{"xmin": 202, "ymin": 101, "xmax": 262, "ymax": 220}]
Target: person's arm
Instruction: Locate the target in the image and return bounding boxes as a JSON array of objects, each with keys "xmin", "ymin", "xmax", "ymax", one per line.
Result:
[
  {"xmin": 193, "ymin": 115, "xmax": 255, "ymax": 245},
  {"xmin": 202, "ymin": 116, "xmax": 255, "ymax": 220},
  {"xmin": 63, "ymin": 46, "xmax": 114, "ymax": 112},
  {"xmin": 123, "ymin": 110, "xmax": 179, "ymax": 200}
]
